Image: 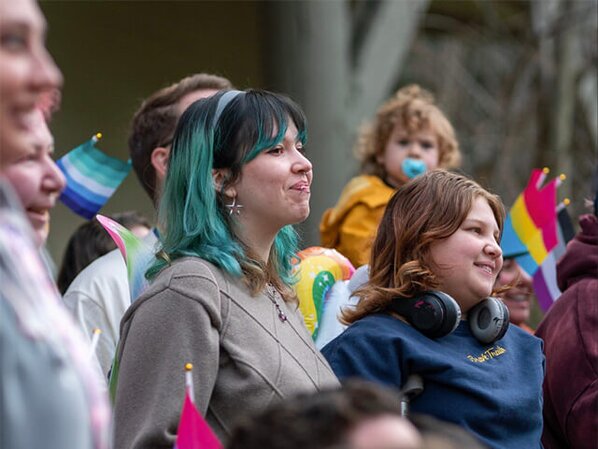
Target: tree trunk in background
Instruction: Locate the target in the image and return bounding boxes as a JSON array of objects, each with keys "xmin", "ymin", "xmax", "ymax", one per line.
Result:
[
  {"xmin": 264, "ymin": 0, "xmax": 429, "ymax": 247},
  {"xmin": 532, "ymin": 0, "xmax": 595, "ymax": 204}
]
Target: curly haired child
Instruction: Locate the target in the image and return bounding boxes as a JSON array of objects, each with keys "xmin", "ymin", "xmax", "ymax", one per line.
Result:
[{"xmin": 320, "ymin": 85, "xmax": 461, "ymax": 267}]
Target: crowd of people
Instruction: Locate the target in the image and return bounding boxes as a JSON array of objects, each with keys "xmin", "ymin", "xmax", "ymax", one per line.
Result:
[{"xmin": 1, "ymin": 1, "xmax": 596, "ymax": 449}]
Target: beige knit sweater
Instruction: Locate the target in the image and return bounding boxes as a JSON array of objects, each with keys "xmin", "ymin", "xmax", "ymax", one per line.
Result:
[{"xmin": 113, "ymin": 257, "xmax": 339, "ymax": 448}]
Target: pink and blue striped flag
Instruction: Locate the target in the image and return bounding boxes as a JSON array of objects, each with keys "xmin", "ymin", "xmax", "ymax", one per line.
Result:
[
  {"xmin": 57, "ymin": 134, "xmax": 131, "ymax": 219},
  {"xmin": 175, "ymin": 364, "xmax": 222, "ymax": 449},
  {"xmin": 96, "ymin": 214, "xmax": 154, "ymax": 302}
]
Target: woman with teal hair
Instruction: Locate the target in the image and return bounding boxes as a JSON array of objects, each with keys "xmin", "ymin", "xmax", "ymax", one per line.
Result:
[{"xmin": 112, "ymin": 89, "xmax": 339, "ymax": 448}]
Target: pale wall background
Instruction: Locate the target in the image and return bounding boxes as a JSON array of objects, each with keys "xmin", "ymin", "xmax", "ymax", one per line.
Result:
[{"xmin": 42, "ymin": 1, "xmax": 268, "ymax": 264}]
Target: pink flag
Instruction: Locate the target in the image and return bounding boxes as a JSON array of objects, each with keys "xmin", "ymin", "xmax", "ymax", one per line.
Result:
[{"xmin": 174, "ymin": 367, "xmax": 222, "ymax": 449}]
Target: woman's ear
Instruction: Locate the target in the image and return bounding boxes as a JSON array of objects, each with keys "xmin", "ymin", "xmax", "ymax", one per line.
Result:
[{"xmin": 212, "ymin": 168, "xmax": 236, "ymax": 197}]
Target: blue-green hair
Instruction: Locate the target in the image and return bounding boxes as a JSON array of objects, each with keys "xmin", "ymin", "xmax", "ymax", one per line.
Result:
[{"xmin": 148, "ymin": 89, "xmax": 308, "ymax": 294}]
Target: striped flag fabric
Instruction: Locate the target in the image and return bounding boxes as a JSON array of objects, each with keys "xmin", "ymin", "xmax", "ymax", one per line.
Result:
[
  {"xmin": 174, "ymin": 364, "xmax": 222, "ymax": 449},
  {"xmin": 97, "ymin": 214, "xmax": 157, "ymax": 402},
  {"xmin": 531, "ymin": 207, "xmax": 575, "ymax": 311},
  {"xmin": 501, "ymin": 169, "xmax": 575, "ymax": 312},
  {"xmin": 57, "ymin": 134, "xmax": 131, "ymax": 219},
  {"xmin": 500, "ymin": 168, "xmax": 560, "ymax": 276},
  {"xmin": 95, "ymin": 214, "xmax": 154, "ymax": 302}
]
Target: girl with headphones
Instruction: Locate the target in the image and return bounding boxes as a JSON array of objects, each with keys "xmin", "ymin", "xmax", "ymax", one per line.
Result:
[{"xmin": 322, "ymin": 170, "xmax": 544, "ymax": 449}]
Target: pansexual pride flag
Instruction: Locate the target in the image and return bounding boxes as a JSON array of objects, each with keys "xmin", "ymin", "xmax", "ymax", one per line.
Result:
[
  {"xmin": 96, "ymin": 214, "xmax": 155, "ymax": 302},
  {"xmin": 500, "ymin": 168, "xmax": 560, "ymax": 276},
  {"xmin": 174, "ymin": 364, "xmax": 222, "ymax": 449},
  {"xmin": 57, "ymin": 134, "xmax": 131, "ymax": 219}
]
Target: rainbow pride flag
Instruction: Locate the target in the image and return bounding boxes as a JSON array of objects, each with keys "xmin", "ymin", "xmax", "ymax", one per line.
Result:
[
  {"xmin": 57, "ymin": 134, "xmax": 131, "ymax": 219},
  {"xmin": 96, "ymin": 214, "xmax": 154, "ymax": 301},
  {"xmin": 174, "ymin": 364, "xmax": 222, "ymax": 449},
  {"xmin": 500, "ymin": 168, "xmax": 560, "ymax": 276}
]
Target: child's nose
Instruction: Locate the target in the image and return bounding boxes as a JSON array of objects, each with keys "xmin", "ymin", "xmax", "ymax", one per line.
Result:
[{"xmin": 407, "ymin": 143, "xmax": 422, "ymax": 157}]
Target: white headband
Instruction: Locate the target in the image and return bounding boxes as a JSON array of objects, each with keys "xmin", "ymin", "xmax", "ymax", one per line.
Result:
[{"xmin": 212, "ymin": 90, "xmax": 245, "ymax": 128}]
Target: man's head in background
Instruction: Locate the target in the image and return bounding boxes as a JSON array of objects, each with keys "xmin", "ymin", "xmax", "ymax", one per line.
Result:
[{"xmin": 128, "ymin": 73, "xmax": 233, "ymax": 207}]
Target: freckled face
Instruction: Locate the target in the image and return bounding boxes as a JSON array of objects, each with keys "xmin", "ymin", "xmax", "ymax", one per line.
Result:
[
  {"xmin": 377, "ymin": 123, "xmax": 439, "ymax": 187},
  {"xmin": 233, "ymin": 121, "xmax": 312, "ymax": 235},
  {"xmin": 429, "ymin": 196, "xmax": 503, "ymax": 313}
]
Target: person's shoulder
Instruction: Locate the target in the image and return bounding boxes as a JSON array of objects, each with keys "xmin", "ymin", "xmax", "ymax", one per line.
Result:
[
  {"xmin": 63, "ymin": 248, "xmax": 127, "ymax": 300},
  {"xmin": 124, "ymin": 257, "xmax": 227, "ymax": 325},
  {"xmin": 163, "ymin": 257, "xmax": 229, "ymax": 287},
  {"xmin": 343, "ymin": 175, "xmax": 394, "ymax": 207},
  {"xmin": 333, "ymin": 314, "xmax": 411, "ymax": 343},
  {"xmin": 73, "ymin": 248, "xmax": 125, "ymax": 282},
  {"xmin": 537, "ymin": 280, "xmax": 598, "ymax": 345},
  {"xmin": 503, "ymin": 323, "xmax": 544, "ymax": 352},
  {"xmin": 322, "ymin": 314, "xmax": 416, "ymax": 369},
  {"xmin": 139, "ymin": 257, "xmax": 231, "ymax": 304}
]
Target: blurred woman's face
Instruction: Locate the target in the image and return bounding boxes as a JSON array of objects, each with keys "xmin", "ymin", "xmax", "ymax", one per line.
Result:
[
  {"xmin": 0, "ymin": 0, "xmax": 63, "ymax": 167},
  {"xmin": 1, "ymin": 110, "xmax": 65, "ymax": 246}
]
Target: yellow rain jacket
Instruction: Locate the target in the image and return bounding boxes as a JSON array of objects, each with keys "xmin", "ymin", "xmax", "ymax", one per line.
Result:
[{"xmin": 320, "ymin": 175, "xmax": 394, "ymax": 268}]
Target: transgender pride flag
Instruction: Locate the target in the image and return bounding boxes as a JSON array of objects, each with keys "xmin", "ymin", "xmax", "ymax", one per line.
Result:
[{"xmin": 57, "ymin": 134, "xmax": 131, "ymax": 219}]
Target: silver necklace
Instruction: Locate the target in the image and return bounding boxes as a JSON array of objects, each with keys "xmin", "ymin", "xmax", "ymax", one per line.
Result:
[{"xmin": 266, "ymin": 283, "xmax": 288, "ymax": 323}]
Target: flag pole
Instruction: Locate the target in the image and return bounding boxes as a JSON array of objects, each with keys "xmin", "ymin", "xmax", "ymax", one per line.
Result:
[
  {"xmin": 535, "ymin": 167, "xmax": 550, "ymax": 189},
  {"xmin": 556, "ymin": 198, "xmax": 570, "ymax": 213},
  {"xmin": 185, "ymin": 363, "xmax": 195, "ymax": 404},
  {"xmin": 556, "ymin": 173, "xmax": 566, "ymax": 188},
  {"xmin": 89, "ymin": 328, "xmax": 101, "ymax": 357}
]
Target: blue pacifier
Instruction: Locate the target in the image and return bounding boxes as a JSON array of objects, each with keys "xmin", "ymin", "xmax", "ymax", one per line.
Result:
[{"xmin": 402, "ymin": 158, "xmax": 427, "ymax": 179}]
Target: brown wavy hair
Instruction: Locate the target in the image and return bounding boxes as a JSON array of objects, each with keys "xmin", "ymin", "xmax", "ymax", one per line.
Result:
[
  {"xmin": 342, "ymin": 170, "xmax": 505, "ymax": 324},
  {"xmin": 356, "ymin": 84, "xmax": 461, "ymax": 180}
]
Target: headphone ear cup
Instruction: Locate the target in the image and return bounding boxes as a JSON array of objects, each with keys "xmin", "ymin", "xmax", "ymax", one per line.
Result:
[
  {"xmin": 469, "ymin": 297, "xmax": 510, "ymax": 344},
  {"xmin": 390, "ymin": 291, "xmax": 461, "ymax": 339},
  {"xmin": 426, "ymin": 291, "xmax": 461, "ymax": 338}
]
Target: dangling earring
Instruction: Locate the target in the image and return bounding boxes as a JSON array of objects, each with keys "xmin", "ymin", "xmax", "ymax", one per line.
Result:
[{"xmin": 226, "ymin": 196, "xmax": 243, "ymax": 216}]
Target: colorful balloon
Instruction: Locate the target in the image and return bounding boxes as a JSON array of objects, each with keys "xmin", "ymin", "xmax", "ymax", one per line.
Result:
[{"xmin": 293, "ymin": 247, "xmax": 355, "ymax": 338}]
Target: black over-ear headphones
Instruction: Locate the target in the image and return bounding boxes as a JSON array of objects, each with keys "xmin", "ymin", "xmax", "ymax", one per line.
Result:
[{"xmin": 388, "ymin": 291, "xmax": 510, "ymax": 344}]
